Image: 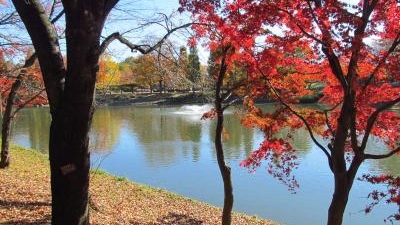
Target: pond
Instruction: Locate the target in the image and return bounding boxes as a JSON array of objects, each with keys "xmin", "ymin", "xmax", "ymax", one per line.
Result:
[{"xmin": 10, "ymin": 104, "xmax": 400, "ymax": 225}]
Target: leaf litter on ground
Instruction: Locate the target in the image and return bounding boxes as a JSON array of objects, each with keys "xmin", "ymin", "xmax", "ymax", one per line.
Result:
[{"xmin": 0, "ymin": 146, "xmax": 281, "ymax": 225}]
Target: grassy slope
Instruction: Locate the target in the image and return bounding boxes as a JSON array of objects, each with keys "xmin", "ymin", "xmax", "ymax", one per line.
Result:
[{"xmin": 0, "ymin": 146, "xmax": 281, "ymax": 225}]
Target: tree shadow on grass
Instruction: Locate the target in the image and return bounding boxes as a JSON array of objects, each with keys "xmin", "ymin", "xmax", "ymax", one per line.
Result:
[
  {"xmin": 129, "ymin": 212, "xmax": 204, "ymax": 225},
  {"xmin": 2, "ymin": 217, "xmax": 51, "ymax": 225},
  {"xmin": 0, "ymin": 199, "xmax": 50, "ymax": 208},
  {"xmin": 154, "ymin": 212, "xmax": 204, "ymax": 225},
  {"xmin": 0, "ymin": 199, "xmax": 51, "ymax": 224}
]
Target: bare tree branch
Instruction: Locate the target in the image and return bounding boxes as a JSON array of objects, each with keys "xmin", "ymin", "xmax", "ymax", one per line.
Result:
[
  {"xmin": 0, "ymin": 11, "xmax": 19, "ymax": 25},
  {"xmin": 99, "ymin": 22, "xmax": 194, "ymax": 56},
  {"xmin": 316, "ymin": 101, "xmax": 342, "ymax": 135},
  {"xmin": 12, "ymin": 89, "xmax": 46, "ymax": 117},
  {"xmin": 51, "ymin": 10, "xmax": 64, "ymax": 24}
]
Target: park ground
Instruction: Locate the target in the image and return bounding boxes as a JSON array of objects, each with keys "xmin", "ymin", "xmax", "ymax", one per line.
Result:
[{"xmin": 0, "ymin": 146, "xmax": 281, "ymax": 225}]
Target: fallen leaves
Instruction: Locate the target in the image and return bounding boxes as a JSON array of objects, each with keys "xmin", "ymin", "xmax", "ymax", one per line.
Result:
[{"xmin": 0, "ymin": 146, "xmax": 280, "ymax": 225}]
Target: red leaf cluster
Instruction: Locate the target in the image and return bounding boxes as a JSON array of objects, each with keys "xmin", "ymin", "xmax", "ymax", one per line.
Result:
[{"xmin": 359, "ymin": 174, "xmax": 400, "ymax": 222}]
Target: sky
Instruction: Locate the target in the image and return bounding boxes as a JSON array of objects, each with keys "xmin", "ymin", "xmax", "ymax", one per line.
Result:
[{"xmin": 0, "ymin": 0, "xmax": 208, "ymax": 64}]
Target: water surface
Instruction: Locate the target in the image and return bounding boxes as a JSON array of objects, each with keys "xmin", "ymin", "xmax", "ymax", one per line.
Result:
[{"xmin": 10, "ymin": 105, "xmax": 400, "ymax": 225}]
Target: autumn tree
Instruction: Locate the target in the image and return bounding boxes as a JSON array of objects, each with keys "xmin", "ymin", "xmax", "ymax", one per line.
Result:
[
  {"xmin": 0, "ymin": 55, "xmax": 46, "ymax": 168},
  {"xmin": 97, "ymin": 54, "xmax": 121, "ymax": 91},
  {"xmin": 180, "ymin": 1, "xmax": 400, "ymax": 225},
  {"xmin": 0, "ymin": 1, "xmax": 49, "ymax": 168},
  {"xmin": 131, "ymin": 54, "xmax": 159, "ymax": 92},
  {"xmin": 122, "ymin": 41, "xmax": 194, "ymax": 92},
  {"xmin": 176, "ymin": 13, "xmax": 251, "ymax": 224},
  {"xmin": 206, "ymin": 45, "xmax": 236, "ymax": 225}
]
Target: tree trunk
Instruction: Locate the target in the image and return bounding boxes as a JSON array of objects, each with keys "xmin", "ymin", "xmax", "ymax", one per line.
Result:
[
  {"xmin": 327, "ymin": 154, "xmax": 362, "ymax": 225},
  {"xmin": 214, "ymin": 50, "xmax": 233, "ymax": 225},
  {"xmin": 49, "ymin": 103, "xmax": 93, "ymax": 225},
  {"xmin": 0, "ymin": 74, "xmax": 23, "ymax": 168},
  {"xmin": 49, "ymin": 4, "xmax": 112, "ymax": 223},
  {"xmin": 215, "ymin": 111, "xmax": 234, "ymax": 225},
  {"xmin": 327, "ymin": 173, "xmax": 351, "ymax": 225}
]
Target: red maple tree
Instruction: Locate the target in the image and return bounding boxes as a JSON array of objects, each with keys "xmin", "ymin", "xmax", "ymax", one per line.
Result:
[
  {"xmin": 180, "ymin": 1, "xmax": 400, "ymax": 225},
  {"xmin": 0, "ymin": 50, "xmax": 46, "ymax": 167}
]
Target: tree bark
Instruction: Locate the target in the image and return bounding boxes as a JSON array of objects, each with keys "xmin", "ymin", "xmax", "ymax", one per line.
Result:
[
  {"xmin": 326, "ymin": 91, "xmax": 363, "ymax": 225},
  {"xmin": 327, "ymin": 173, "xmax": 350, "ymax": 225},
  {"xmin": 214, "ymin": 50, "xmax": 233, "ymax": 225},
  {"xmin": 0, "ymin": 74, "xmax": 23, "ymax": 168},
  {"xmin": 215, "ymin": 111, "xmax": 234, "ymax": 225}
]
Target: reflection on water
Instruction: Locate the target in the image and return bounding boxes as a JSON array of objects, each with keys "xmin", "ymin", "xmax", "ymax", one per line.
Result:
[
  {"xmin": 11, "ymin": 107, "xmax": 51, "ymax": 153},
  {"xmin": 9, "ymin": 105, "xmax": 400, "ymax": 225}
]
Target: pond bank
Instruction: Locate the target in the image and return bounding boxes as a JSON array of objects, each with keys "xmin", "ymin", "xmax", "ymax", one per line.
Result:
[
  {"xmin": 94, "ymin": 92, "xmax": 320, "ymax": 107},
  {"xmin": 95, "ymin": 92, "xmax": 214, "ymax": 107},
  {"xmin": 0, "ymin": 145, "xmax": 281, "ymax": 225}
]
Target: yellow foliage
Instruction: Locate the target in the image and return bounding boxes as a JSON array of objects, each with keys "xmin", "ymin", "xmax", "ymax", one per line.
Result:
[
  {"xmin": 97, "ymin": 55, "xmax": 121, "ymax": 89},
  {"xmin": 222, "ymin": 127, "xmax": 229, "ymax": 140}
]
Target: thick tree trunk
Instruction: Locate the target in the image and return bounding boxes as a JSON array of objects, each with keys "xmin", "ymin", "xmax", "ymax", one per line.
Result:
[
  {"xmin": 327, "ymin": 173, "xmax": 351, "ymax": 225},
  {"xmin": 0, "ymin": 75, "xmax": 23, "ymax": 168},
  {"xmin": 327, "ymin": 155, "xmax": 362, "ymax": 225},
  {"xmin": 49, "ymin": 104, "xmax": 93, "ymax": 225},
  {"xmin": 12, "ymin": 1, "xmax": 117, "ymax": 223},
  {"xmin": 49, "ymin": 4, "xmax": 110, "ymax": 223}
]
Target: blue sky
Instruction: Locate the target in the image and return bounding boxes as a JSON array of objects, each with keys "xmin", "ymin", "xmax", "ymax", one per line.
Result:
[{"xmin": 0, "ymin": 0, "xmax": 208, "ymax": 64}]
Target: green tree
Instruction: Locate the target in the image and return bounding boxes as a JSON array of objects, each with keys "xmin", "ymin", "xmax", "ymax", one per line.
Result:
[
  {"xmin": 207, "ymin": 50, "xmax": 218, "ymax": 77},
  {"xmin": 188, "ymin": 45, "xmax": 200, "ymax": 92}
]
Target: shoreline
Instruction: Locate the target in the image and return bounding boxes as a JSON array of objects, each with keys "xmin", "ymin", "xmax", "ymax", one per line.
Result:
[
  {"xmin": 0, "ymin": 145, "xmax": 281, "ymax": 225},
  {"xmin": 94, "ymin": 92, "xmax": 215, "ymax": 107},
  {"xmin": 33, "ymin": 91, "xmax": 320, "ymax": 108}
]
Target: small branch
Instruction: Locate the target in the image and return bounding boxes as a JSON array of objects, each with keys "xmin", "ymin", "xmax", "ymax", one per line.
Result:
[
  {"xmin": 316, "ymin": 101, "xmax": 342, "ymax": 135},
  {"xmin": 48, "ymin": 0, "xmax": 58, "ymax": 20},
  {"xmin": 222, "ymin": 97, "xmax": 241, "ymax": 112},
  {"xmin": 0, "ymin": 11, "xmax": 19, "ymax": 25},
  {"xmin": 220, "ymin": 78, "xmax": 249, "ymax": 101},
  {"xmin": 360, "ymin": 97, "xmax": 400, "ymax": 151},
  {"xmin": 23, "ymin": 53, "xmax": 37, "ymax": 68},
  {"xmin": 50, "ymin": 10, "xmax": 64, "ymax": 24},
  {"xmin": 254, "ymin": 65, "xmax": 333, "ymax": 171},
  {"xmin": 11, "ymin": 89, "xmax": 46, "ymax": 117},
  {"xmin": 362, "ymin": 32, "xmax": 400, "ymax": 91},
  {"xmin": 275, "ymin": 6, "xmax": 324, "ymax": 45},
  {"xmin": 365, "ymin": 147, "xmax": 400, "ymax": 160}
]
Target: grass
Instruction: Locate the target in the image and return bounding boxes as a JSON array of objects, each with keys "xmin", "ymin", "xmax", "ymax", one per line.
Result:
[{"xmin": 0, "ymin": 145, "xmax": 282, "ymax": 225}]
